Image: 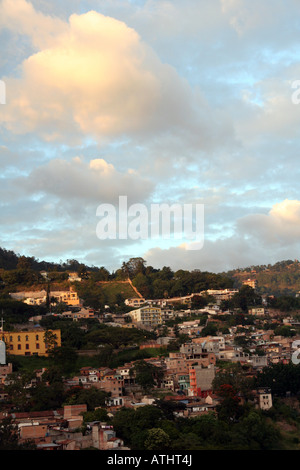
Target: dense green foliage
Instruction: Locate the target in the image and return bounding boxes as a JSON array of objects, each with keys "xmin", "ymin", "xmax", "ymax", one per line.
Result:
[
  {"xmin": 111, "ymin": 402, "xmax": 281, "ymax": 450},
  {"xmin": 226, "ymin": 259, "xmax": 300, "ymax": 295},
  {"xmin": 254, "ymin": 362, "xmax": 300, "ymax": 397}
]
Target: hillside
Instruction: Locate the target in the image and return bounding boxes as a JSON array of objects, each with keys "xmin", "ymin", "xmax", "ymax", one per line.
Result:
[
  {"xmin": 75, "ymin": 280, "xmax": 140, "ymax": 307},
  {"xmin": 225, "ymin": 260, "xmax": 300, "ymax": 295},
  {"xmin": 0, "ymin": 247, "xmax": 300, "ymax": 301}
]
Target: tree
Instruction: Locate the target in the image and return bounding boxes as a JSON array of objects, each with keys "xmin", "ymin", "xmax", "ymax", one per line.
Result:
[
  {"xmin": 231, "ymin": 285, "xmax": 262, "ymax": 312},
  {"xmin": 48, "ymin": 345, "xmax": 78, "ymax": 374},
  {"xmin": 191, "ymin": 295, "xmax": 208, "ymax": 309},
  {"xmin": 77, "ymin": 263, "xmax": 89, "ymax": 279},
  {"xmin": 16, "ymin": 256, "xmax": 32, "ymax": 271},
  {"xmin": 212, "ymin": 363, "xmax": 255, "ymax": 402},
  {"xmin": 144, "ymin": 428, "xmax": 171, "ymax": 450},
  {"xmin": 112, "ymin": 408, "xmax": 137, "ymax": 444},
  {"xmin": 5, "ymin": 371, "xmax": 36, "ymax": 411},
  {"xmin": 237, "ymin": 410, "xmax": 280, "ymax": 449},
  {"xmin": 132, "ymin": 360, "xmax": 164, "ymax": 392},
  {"xmin": 44, "ymin": 330, "xmax": 59, "ymax": 354},
  {"xmin": 82, "ymin": 408, "xmax": 109, "ymax": 424},
  {"xmin": 64, "ymin": 387, "xmax": 109, "ymax": 410},
  {"xmin": 201, "ymin": 322, "xmax": 218, "ymax": 336},
  {"xmin": 30, "ymin": 381, "xmax": 66, "ymax": 411},
  {"xmin": 215, "ymin": 384, "xmax": 242, "ymax": 423},
  {"xmin": 122, "ymin": 258, "xmax": 146, "ymax": 278}
]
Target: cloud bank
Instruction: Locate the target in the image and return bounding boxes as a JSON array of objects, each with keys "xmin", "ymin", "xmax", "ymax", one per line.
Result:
[{"xmin": 0, "ymin": 0, "xmax": 299, "ymax": 272}]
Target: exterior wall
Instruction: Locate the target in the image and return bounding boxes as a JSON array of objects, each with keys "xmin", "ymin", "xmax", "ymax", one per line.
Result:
[
  {"xmin": 0, "ymin": 329, "xmax": 61, "ymax": 356},
  {"xmin": 125, "ymin": 298, "xmax": 145, "ymax": 307},
  {"xmin": 95, "ymin": 378, "xmax": 124, "ymax": 397},
  {"xmin": 19, "ymin": 424, "xmax": 48, "ymax": 440},
  {"xmin": 243, "ymin": 279, "xmax": 257, "ymax": 289},
  {"xmin": 50, "ymin": 289, "xmax": 80, "ymax": 306},
  {"xmin": 61, "ymin": 308, "xmax": 95, "ymax": 320},
  {"xmin": 92, "ymin": 424, "xmax": 122, "ymax": 450},
  {"xmin": 258, "ymin": 389, "xmax": 273, "ymax": 410},
  {"xmin": 249, "ymin": 308, "xmax": 265, "ymax": 316},
  {"xmin": 129, "ymin": 307, "xmax": 163, "ymax": 327},
  {"xmin": 64, "ymin": 404, "xmax": 87, "ymax": 419},
  {"xmin": 189, "ymin": 365, "xmax": 215, "ymax": 396},
  {"xmin": 165, "ymin": 355, "xmax": 188, "ymax": 374},
  {"xmin": 193, "ymin": 336, "xmax": 225, "ymax": 350}
]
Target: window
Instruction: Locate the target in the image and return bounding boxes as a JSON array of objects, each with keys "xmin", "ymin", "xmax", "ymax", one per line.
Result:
[
  {"xmin": 36, "ymin": 335, "xmax": 39, "ymax": 341},
  {"xmin": 18, "ymin": 336, "xmax": 21, "ymax": 342},
  {"xmin": 25, "ymin": 335, "xmax": 29, "ymax": 341},
  {"xmin": 36, "ymin": 343, "xmax": 40, "ymax": 349},
  {"xmin": 18, "ymin": 344, "xmax": 21, "ymax": 350},
  {"xmin": 26, "ymin": 344, "xmax": 29, "ymax": 350}
]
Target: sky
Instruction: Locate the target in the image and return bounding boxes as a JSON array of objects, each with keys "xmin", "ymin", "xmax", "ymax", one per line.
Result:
[{"xmin": 0, "ymin": 0, "xmax": 300, "ymax": 273}]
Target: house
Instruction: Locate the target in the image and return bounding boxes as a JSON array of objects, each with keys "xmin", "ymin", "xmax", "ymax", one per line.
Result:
[
  {"xmin": 249, "ymin": 308, "xmax": 265, "ymax": 316},
  {"xmin": 255, "ymin": 388, "xmax": 273, "ymax": 410},
  {"xmin": 92, "ymin": 423, "xmax": 125, "ymax": 450},
  {"xmin": 95, "ymin": 374, "xmax": 124, "ymax": 397},
  {"xmin": 180, "ymin": 342, "xmax": 216, "ymax": 367},
  {"xmin": 68, "ymin": 272, "xmax": 82, "ymax": 282},
  {"xmin": 242, "ymin": 279, "xmax": 257, "ymax": 289},
  {"xmin": 125, "ymin": 298, "xmax": 145, "ymax": 308},
  {"xmin": 60, "ymin": 308, "xmax": 95, "ymax": 321}
]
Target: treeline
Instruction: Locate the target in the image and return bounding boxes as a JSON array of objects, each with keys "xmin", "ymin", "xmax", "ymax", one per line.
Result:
[
  {"xmin": 111, "ymin": 404, "xmax": 281, "ymax": 450},
  {"xmin": 0, "ymin": 247, "xmax": 99, "ymax": 273},
  {"xmin": 39, "ymin": 315, "xmax": 155, "ymax": 351},
  {"xmin": 116, "ymin": 258, "xmax": 234, "ymax": 299},
  {"xmin": 225, "ymin": 259, "xmax": 300, "ymax": 295}
]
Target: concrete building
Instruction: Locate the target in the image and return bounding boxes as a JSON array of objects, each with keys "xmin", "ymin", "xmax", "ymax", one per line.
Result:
[
  {"xmin": 249, "ymin": 307, "xmax": 265, "ymax": 316},
  {"xmin": 129, "ymin": 306, "xmax": 163, "ymax": 327},
  {"xmin": 256, "ymin": 388, "xmax": 273, "ymax": 410},
  {"xmin": 0, "ymin": 329, "xmax": 61, "ymax": 356},
  {"xmin": 189, "ymin": 365, "xmax": 215, "ymax": 397},
  {"xmin": 243, "ymin": 279, "xmax": 257, "ymax": 290},
  {"xmin": 125, "ymin": 298, "xmax": 145, "ymax": 308}
]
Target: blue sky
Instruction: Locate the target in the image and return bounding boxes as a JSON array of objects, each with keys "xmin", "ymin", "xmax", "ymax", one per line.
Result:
[{"xmin": 0, "ymin": 0, "xmax": 300, "ymax": 273}]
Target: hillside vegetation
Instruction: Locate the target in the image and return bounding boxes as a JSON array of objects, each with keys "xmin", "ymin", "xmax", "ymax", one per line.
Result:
[
  {"xmin": 0, "ymin": 248, "xmax": 299, "ymax": 306},
  {"xmin": 225, "ymin": 260, "xmax": 300, "ymax": 295}
]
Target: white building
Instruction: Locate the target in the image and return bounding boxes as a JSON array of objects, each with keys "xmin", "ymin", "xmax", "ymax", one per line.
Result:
[
  {"xmin": 129, "ymin": 306, "xmax": 163, "ymax": 327},
  {"xmin": 257, "ymin": 388, "xmax": 273, "ymax": 410}
]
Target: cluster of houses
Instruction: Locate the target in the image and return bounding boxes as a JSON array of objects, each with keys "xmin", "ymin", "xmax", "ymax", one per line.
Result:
[
  {"xmin": 0, "ymin": 330, "xmax": 275, "ymax": 449},
  {"xmin": 0, "ymin": 404, "xmax": 127, "ymax": 450},
  {"xmin": 1, "ymin": 283, "xmax": 300, "ymax": 449},
  {"xmin": 10, "ymin": 287, "xmax": 81, "ymax": 307}
]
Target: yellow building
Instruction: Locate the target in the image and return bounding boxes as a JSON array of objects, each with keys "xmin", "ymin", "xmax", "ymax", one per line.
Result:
[
  {"xmin": 129, "ymin": 306, "xmax": 163, "ymax": 327},
  {"xmin": 50, "ymin": 289, "xmax": 80, "ymax": 306},
  {"xmin": 0, "ymin": 329, "xmax": 61, "ymax": 357}
]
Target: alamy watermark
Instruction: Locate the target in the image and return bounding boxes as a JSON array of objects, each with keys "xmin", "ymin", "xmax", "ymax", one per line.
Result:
[
  {"xmin": 292, "ymin": 340, "xmax": 300, "ymax": 364},
  {"xmin": 96, "ymin": 196, "xmax": 204, "ymax": 250},
  {"xmin": 0, "ymin": 80, "xmax": 6, "ymax": 104},
  {"xmin": 291, "ymin": 80, "xmax": 300, "ymax": 104}
]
